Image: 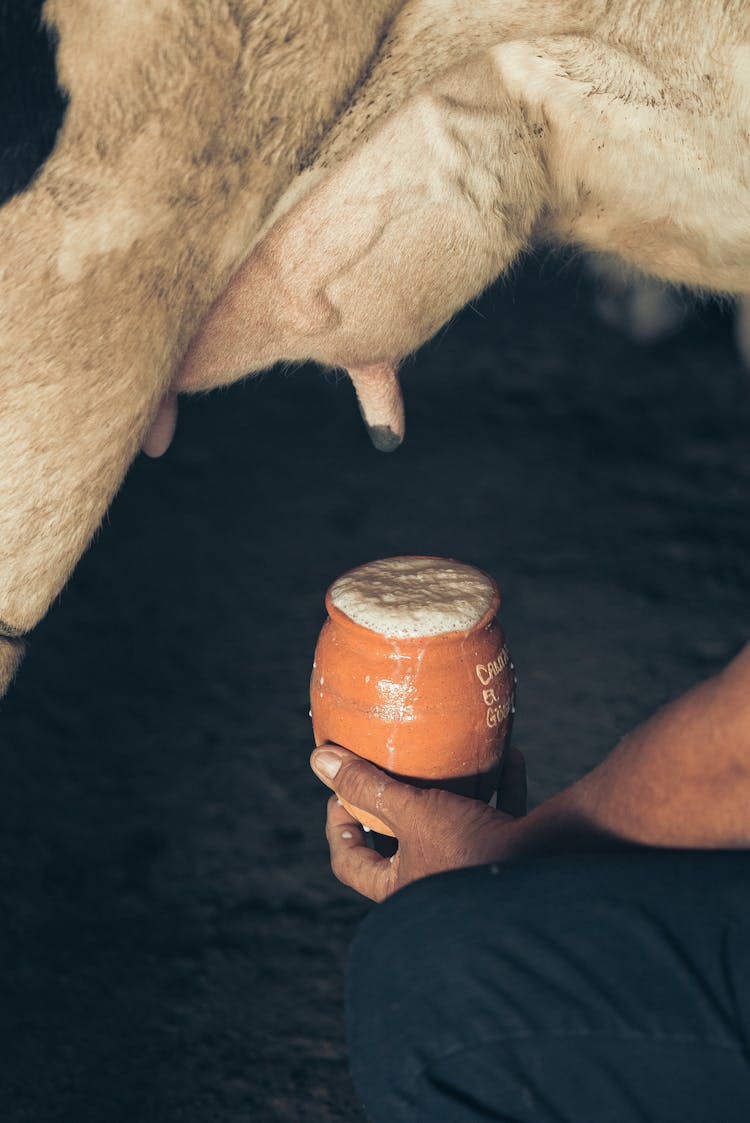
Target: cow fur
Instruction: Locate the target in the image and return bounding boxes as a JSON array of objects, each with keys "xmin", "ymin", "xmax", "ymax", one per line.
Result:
[
  {"xmin": 177, "ymin": 7, "xmax": 750, "ymax": 391},
  {"xmin": 0, "ymin": 0, "xmax": 401, "ymax": 684},
  {"xmin": 0, "ymin": 0, "xmax": 748, "ymax": 689}
]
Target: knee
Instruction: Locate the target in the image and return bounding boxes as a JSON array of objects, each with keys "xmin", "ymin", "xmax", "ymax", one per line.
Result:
[
  {"xmin": 346, "ymin": 863, "xmax": 545, "ymax": 1120},
  {"xmin": 345, "ymin": 851, "xmax": 750, "ymax": 1122},
  {"xmin": 347, "ymin": 857, "xmax": 587, "ymax": 1033},
  {"xmin": 345, "ymin": 853, "xmax": 669, "ymax": 1119}
]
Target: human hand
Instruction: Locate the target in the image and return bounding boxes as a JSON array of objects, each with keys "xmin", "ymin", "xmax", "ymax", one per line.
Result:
[{"xmin": 309, "ymin": 744, "xmax": 527, "ymax": 901}]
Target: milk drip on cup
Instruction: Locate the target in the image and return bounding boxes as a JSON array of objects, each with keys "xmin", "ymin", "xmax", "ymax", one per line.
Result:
[{"xmin": 310, "ymin": 556, "xmax": 515, "ymax": 837}]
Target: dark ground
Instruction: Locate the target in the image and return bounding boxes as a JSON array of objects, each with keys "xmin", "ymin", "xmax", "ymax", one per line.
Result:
[{"xmin": 0, "ymin": 260, "xmax": 748, "ymax": 1122}]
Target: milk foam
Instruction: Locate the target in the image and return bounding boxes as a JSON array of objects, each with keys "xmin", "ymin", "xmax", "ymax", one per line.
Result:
[{"xmin": 329, "ymin": 557, "xmax": 495, "ymax": 638}]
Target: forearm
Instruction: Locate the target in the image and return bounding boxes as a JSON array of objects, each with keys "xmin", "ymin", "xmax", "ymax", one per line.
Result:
[{"xmin": 506, "ymin": 642, "xmax": 750, "ymax": 858}]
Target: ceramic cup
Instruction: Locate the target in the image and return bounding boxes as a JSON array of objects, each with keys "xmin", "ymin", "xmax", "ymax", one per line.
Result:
[{"xmin": 310, "ymin": 556, "xmax": 515, "ymax": 836}]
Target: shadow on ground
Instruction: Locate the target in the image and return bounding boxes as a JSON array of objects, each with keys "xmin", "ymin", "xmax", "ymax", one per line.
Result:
[{"xmin": 0, "ymin": 261, "xmax": 748, "ymax": 1121}]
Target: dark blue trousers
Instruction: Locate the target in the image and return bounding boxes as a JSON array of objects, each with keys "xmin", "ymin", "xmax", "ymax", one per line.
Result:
[{"xmin": 347, "ymin": 851, "xmax": 750, "ymax": 1122}]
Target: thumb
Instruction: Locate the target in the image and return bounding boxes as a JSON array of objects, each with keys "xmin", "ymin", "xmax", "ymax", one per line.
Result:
[{"xmin": 310, "ymin": 744, "xmax": 422, "ymax": 834}]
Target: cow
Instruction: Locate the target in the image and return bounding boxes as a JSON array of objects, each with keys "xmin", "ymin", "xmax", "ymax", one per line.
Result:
[
  {"xmin": 587, "ymin": 253, "xmax": 750, "ymax": 356},
  {"xmin": 1, "ymin": 0, "xmax": 748, "ymax": 692}
]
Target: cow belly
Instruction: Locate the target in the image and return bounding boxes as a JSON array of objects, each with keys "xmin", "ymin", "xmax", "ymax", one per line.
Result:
[{"xmin": 492, "ymin": 36, "xmax": 750, "ymax": 294}]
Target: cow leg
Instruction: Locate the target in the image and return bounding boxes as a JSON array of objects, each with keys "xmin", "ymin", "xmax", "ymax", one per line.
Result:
[
  {"xmin": 0, "ymin": 635, "xmax": 25, "ymax": 695},
  {"xmin": 0, "ymin": 1, "xmax": 403, "ymax": 682}
]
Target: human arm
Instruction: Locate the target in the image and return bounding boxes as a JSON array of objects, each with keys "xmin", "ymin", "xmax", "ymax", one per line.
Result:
[
  {"xmin": 310, "ymin": 641, "xmax": 750, "ymax": 900},
  {"xmin": 516, "ymin": 638, "xmax": 750, "ymax": 853}
]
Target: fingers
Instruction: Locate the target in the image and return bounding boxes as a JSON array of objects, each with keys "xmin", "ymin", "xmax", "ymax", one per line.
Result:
[
  {"xmin": 310, "ymin": 744, "xmax": 425, "ymax": 836},
  {"xmin": 497, "ymin": 744, "xmax": 527, "ymax": 817},
  {"xmin": 325, "ymin": 796, "xmax": 395, "ymax": 901},
  {"xmin": 311, "ymin": 743, "xmax": 529, "ymax": 899}
]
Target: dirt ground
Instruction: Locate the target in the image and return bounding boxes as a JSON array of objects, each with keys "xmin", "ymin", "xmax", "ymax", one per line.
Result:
[{"xmin": 0, "ymin": 260, "xmax": 747, "ymax": 1122}]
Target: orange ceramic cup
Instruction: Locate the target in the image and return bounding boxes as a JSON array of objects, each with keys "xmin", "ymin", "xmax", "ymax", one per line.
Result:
[{"xmin": 310, "ymin": 556, "xmax": 515, "ymax": 836}]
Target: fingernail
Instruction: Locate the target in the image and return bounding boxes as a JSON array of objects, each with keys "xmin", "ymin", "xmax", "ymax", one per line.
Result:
[
  {"xmin": 341, "ymin": 830, "xmax": 353, "ymax": 839},
  {"xmin": 312, "ymin": 749, "xmax": 342, "ymax": 779}
]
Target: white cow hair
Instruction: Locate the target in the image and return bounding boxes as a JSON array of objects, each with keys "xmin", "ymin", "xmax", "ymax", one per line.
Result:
[{"xmin": 0, "ymin": 0, "xmax": 748, "ymax": 689}]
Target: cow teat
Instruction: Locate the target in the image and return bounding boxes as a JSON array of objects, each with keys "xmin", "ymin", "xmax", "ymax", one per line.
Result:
[
  {"xmin": 141, "ymin": 392, "xmax": 178, "ymax": 458},
  {"xmin": 346, "ymin": 362, "xmax": 405, "ymax": 452}
]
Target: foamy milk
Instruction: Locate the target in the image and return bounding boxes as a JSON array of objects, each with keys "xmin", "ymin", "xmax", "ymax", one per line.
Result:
[{"xmin": 329, "ymin": 557, "xmax": 495, "ymax": 638}]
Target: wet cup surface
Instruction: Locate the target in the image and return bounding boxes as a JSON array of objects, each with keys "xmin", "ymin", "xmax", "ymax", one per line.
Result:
[{"xmin": 310, "ymin": 557, "xmax": 515, "ymax": 836}]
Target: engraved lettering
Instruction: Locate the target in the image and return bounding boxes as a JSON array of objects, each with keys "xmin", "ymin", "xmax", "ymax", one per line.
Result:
[
  {"xmin": 475, "ymin": 646, "xmax": 510, "ymax": 687},
  {"xmin": 486, "ymin": 698, "xmax": 512, "ymax": 728}
]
